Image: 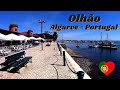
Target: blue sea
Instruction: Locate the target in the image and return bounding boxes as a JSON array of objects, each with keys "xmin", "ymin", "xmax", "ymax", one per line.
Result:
[{"xmin": 65, "ymin": 41, "xmax": 120, "ymax": 79}]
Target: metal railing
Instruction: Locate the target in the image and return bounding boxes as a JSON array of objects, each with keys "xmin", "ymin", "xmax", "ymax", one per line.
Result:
[{"xmin": 57, "ymin": 42, "xmax": 91, "ymax": 79}]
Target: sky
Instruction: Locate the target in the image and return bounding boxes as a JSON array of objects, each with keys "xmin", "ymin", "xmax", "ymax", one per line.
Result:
[{"xmin": 0, "ymin": 11, "xmax": 120, "ymax": 40}]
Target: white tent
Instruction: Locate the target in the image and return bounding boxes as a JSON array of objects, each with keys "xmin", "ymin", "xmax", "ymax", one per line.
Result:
[
  {"xmin": 18, "ymin": 35, "xmax": 30, "ymax": 44},
  {"xmin": 5, "ymin": 34, "xmax": 22, "ymax": 46},
  {"xmin": 36, "ymin": 37, "xmax": 42, "ymax": 40},
  {"xmin": 5, "ymin": 34, "xmax": 20, "ymax": 41},
  {"xmin": 18, "ymin": 35, "xmax": 30, "ymax": 41},
  {"xmin": 0, "ymin": 33, "xmax": 6, "ymax": 40},
  {"xmin": 41, "ymin": 38, "xmax": 45, "ymax": 41},
  {"xmin": 0, "ymin": 33, "xmax": 7, "ymax": 46},
  {"xmin": 29, "ymin": 37, "xmax": 37, "ymax": 40}
]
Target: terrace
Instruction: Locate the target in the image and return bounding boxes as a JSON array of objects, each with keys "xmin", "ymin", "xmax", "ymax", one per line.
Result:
[{"xmin": 0, "ymin": 42, "xmax": 78, "ymax": 79}]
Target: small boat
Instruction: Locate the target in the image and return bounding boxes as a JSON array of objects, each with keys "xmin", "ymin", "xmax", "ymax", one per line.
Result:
[
  {"xmin": 76, "ymin": 41, "xmax": 80, "ymax": 48},
  {"xmin": 101, "ymin": 45, "xmax": 117, "ymax": 50},
  {"xmin": 76, "ymin": 45, "xmax": 79, "ymax": 48},
  {"xmin": 89, "ymin": 45, "xmax": 98, "ymax": 48},
  {"xmin": 89, "ymin": 45, "xmax": 93, "ymax": 48},
  {"xmin": 94, "ymin": 45, "xmax": 99, "ymax": 48},
  {"xmin": 108, "ymin": 46, "xmax": 117, "ymax": 49}
]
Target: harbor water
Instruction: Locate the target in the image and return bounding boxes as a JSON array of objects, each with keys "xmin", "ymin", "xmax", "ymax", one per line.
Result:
[{"xmin": 65, "ymin": 41, "xmax": 120, "ymax": 79}]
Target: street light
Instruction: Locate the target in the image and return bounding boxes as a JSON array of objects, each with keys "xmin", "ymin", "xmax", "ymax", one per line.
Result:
[{"xmin": 38, "ymin": 20, "xmax": 45, "ymax": 50}]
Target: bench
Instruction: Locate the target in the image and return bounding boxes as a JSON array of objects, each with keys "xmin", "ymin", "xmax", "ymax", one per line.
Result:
[
  {"xmin": 0, "ymin": 51, "xmax": 25, "ymax": 67},
  {"xmin": 0, "ymin": 51, "xmax": 32, "ymax": 73},
  {"xmin": 8, "ymin": 57, "xmax": 32, "ymax": 73}
]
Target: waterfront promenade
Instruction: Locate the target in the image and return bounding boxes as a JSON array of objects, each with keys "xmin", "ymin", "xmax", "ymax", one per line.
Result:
[{"xmin": 0, "ymin": 42, "xmax": 77, "ymax": 79}]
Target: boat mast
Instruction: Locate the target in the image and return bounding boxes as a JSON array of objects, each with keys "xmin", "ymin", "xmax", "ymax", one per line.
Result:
[
  {"xmin": 77, "ymin": 41, "xmax": 79, "ymax": 46},
  {"xmin": 107, "ymin": 32, "xmax": 108, "ymax": 41},
  {"xmin": 101, "ymin": 32, "xmax": 102, "ymax": 41},
  {"xmin": 62, "ymin": 33, "xmax": 64, "ymax": 42}
]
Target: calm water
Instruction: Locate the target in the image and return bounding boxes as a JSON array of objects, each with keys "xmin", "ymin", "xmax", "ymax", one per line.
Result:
[{"xmin": 65, "ymin": 41, "xmax": 120, "ymax": 79}]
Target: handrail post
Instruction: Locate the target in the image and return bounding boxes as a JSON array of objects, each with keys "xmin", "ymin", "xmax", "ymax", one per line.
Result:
[
  {"xmin": 60, "ymin": 47, "xmax": 62, "ymax": 56},
  {"xmin": 58, "ymin": 44, "xmax": 60, "ymax": 51},
  {"xmin": 57, "ymin": 42, "xmax": 59, "ymax": 49},
  {"xmin": 63, "ymin": 51, "xmax": 66, "ymax": 66},
  {"xmin": 76, "ymin": 71, "xmax": 85, "ymax": 79}
]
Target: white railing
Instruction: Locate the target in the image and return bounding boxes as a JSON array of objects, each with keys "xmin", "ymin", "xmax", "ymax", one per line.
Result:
[{"xmin": 58, "ymin": 43, "xmax": 91, "ymax": 79}]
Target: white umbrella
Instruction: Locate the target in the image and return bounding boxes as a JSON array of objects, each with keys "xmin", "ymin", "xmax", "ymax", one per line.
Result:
[
  {"xmin": 41, "ymin": 38, "xmax": 45, "ymax": 41},
  {"xmin": 18, "ymin": 35, "xmax": 30, "ymax": 45},
  {"xmin": 18, "ymin": 35, "xmax": 30, "ymax": 41},
  {"xmin": 36, "ymin": 37, "xmax": 42, "ymax": 40},
  {"xmin": 5, "ymin": 34, "xmax": 20, "ymax": 46},
  {"xmin": 29, "ymin": 37, "xmax": 37, "ymax": 40},
  {"xmin": 29, "ymin": 37, "xmax": 37, "ymax": 45},
  {"xmin": 6, "ymin": 33, "xmax": 19, "ymax": 40},
  {"xmin": 0, "ymin": 33, "xmax": 6, "ymax": 40},
  {"xmin": 0, "ymin": 33, "xmax": 7, "ymax": 46}
]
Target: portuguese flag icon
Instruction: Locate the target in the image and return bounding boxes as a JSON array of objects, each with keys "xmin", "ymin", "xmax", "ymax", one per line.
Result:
[{"xmin": 99, "ymin": 61, "xmax": 115, "ymax": 76}]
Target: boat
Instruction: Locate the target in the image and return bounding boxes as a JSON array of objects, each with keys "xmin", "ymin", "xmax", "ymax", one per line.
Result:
[
  {"xmin": 109, "ymin": 46, "xmax": 117, "ymax": 49},
  {"xmin": 99, "ymin": 42, "xmax": 117, "ymax": 50},
  {"xmin": 98, "ymin": 33, "xmax": 117, "ymax": 50},
  {"xmin": 88, "ymin": 40, "xmax": 98, "ymax": 48},
  {"xmin": 89, "ymin": 45, "xmax": 92, "ymax": 48},
  {"xmin": 89, "ymin": 44, "xmax": 99, "ymax": 48},
  {"xmin": 76, "ymin": 41, "xmax": 79, "ymax": 48},
  {"xmin": 93, "ymin": 41, "xmax": 99, "ymax": 47},
  {"xmin": 76, "ymin": 46, "xmax": 79, "ymax": 48},
  {"xmin": 88, "ymin": 32, "xmax": 117, "ymax": 50}
]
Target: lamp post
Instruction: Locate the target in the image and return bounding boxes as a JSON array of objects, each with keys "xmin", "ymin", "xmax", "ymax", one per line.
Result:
[{"xmin": 38, "ymin": 20, "xmax": 45, "ymax": 50}]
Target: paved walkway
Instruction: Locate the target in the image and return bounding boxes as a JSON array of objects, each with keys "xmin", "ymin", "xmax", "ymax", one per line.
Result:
[{"xmin": 0, "ymin": 42, "xmax": 77, "ymax": 79}]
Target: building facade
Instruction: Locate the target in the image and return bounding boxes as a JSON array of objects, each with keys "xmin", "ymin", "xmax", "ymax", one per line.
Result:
[{"xmin": 0, "ymin": 23, "xmax": 39, "ymax": 38}]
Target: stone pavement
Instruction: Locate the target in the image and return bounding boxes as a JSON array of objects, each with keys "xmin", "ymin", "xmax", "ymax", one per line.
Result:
[{"xmin": 0, "ymin": 42, "xmax": 77, "ymax": 79}]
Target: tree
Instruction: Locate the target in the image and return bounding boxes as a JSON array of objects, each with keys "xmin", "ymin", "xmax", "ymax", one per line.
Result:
[
  {"xmin": 53, "ymin": 32, "xmax": 58, "ymax": 42},
  {"xmin": 27, "ymin": 30, "xmax": 33, "ymax": 34},
  {"xmin": 43, "ymin": 31, "xmax": 53, "ymax": 39}
]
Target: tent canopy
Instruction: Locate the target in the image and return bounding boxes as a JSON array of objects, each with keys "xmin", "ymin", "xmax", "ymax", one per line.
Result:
[
  {"xmin": 36, "ymin": 37, "xmax": 42, "ymax": 40},
  {"xmin": 5, "ymin": 33, "xmax": 20, "ymax": 40},
  {"xmin": 29, "ymin": 37, "xmax": 37, "ymax": 40},
  {"xmin": 18, "ymin": 35, "xmax": 30, "ymax": 41},
  {"xmin": 0, "ymin": 33, "xmax": 6, "ymax": 40}
]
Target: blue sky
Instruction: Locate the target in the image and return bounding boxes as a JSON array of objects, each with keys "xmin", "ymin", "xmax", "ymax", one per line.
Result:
[{"xmin": 0, "ymin": 11, "xmax": 120, "ymax": 40}]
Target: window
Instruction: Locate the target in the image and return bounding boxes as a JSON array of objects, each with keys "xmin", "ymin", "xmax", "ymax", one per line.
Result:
[{"xmin": 15, "ymin": 28, "xmax": 17, "ymax": 32}]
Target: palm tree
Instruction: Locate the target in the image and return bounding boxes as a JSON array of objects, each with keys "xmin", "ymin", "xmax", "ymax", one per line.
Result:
[
  {"xmin": 53, "ymin": 32, "xmax": 58, "ymax": 42},
  {"xmin": 27, "ymin": 30, "xmax": 33, "ymax": 33},
  {"xmin": 41, "ymin": 31, "xmax": 52, "ymax": 43}
]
